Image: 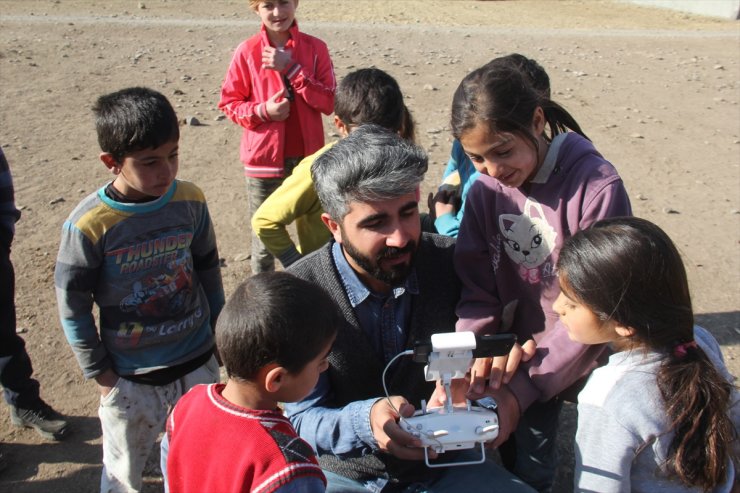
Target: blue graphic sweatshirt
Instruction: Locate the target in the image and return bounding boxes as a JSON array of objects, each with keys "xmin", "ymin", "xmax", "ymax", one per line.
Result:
[{"xmin": 55, "ymin": 180, "xmax": 224, "ymax": 379}]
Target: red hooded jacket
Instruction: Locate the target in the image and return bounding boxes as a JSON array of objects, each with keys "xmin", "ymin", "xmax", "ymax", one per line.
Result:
[{"xmin": 219, "ymin": 22, "xmax": 335, "ymax": 178}]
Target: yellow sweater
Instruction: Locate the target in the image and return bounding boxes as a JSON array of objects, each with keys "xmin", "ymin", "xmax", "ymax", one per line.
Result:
[{"xmin": 251, "ymin": 142, "xmax": 335, "ymax": 267}]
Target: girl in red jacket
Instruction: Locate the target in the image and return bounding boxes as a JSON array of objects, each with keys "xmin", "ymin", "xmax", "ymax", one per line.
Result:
[{"xmin": 219, "ymin": 0, "xmax": 336, "ymax": 273}]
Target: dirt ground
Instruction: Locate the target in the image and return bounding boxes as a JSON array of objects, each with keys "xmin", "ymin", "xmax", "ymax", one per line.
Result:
[{"xmin": 0, "ymin": 1, "xmax": 738, "ymax": 491}]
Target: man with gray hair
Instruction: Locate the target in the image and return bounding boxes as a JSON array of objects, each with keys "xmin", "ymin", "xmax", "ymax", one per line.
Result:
[{"xmin": 285, "ymin": 125, "xmax": 533, "ymax": 492}]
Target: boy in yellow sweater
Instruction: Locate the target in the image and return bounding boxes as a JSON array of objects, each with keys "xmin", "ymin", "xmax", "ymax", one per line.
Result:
[{"xmin": 251, "ymin": 68, "xmax": 415, "ymax": 267}]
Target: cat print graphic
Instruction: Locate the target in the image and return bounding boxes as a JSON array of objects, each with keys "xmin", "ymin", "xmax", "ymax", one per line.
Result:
[{"xmin": 499, "ymin": 198, "xmax": 557, "ymax": 284}]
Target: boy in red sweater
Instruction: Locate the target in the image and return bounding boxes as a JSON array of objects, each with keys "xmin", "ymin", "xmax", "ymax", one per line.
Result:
[
  {"xmin": 219, "ymin": 0, "xmax": 336, "ymax": 274},
  {"xmin": 162, "ymin": 271, "xmax": 339, "ymax": 493}
]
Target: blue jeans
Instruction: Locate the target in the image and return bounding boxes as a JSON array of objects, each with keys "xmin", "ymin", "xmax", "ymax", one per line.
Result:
[{"xmin": 323, "ymin": 450, "xmax": 536, "ymax": 493}]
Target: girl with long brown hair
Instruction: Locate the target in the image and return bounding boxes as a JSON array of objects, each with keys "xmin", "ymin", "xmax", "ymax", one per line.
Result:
[{"xmin": 555, "ymin": 216, "xmax": 738, "ymax": 492}]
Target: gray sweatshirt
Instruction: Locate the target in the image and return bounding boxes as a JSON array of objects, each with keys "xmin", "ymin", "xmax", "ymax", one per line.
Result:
[{"xmin": 575, "ymin": 326, "xmax": 738, "ymax": 492}]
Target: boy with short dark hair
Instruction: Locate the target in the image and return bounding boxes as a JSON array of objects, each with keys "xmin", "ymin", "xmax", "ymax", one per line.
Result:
[
  {"xmin": 163, "ymin": 271, "xmax": 339, "ymax": 493},
  {"xmin": 251, "ymin": 67, "xmax": 415, "ymax": 268},
  {"xmin": 55, "ymin": 86, "xmax": 224, "ymax": 492}
]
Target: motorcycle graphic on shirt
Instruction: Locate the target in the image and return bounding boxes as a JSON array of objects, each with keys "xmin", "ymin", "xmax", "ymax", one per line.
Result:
[{"xmin": 119, "ymin": 254, "xmax": 194, "ymax": 318}]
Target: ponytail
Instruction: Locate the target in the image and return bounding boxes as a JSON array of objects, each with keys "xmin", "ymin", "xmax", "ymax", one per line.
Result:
[
  {"xmin": 658, "ymin": 344, "xmax": 736, "ymax": 491},
  {"xmin": 541, "ymin": 99, "xmax": 590, "ymax": 142}
]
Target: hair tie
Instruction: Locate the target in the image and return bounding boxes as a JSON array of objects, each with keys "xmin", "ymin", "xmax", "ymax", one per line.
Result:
[{"xmin": 673, "ymin": 340, "xmax": 697, "ymax": 358}]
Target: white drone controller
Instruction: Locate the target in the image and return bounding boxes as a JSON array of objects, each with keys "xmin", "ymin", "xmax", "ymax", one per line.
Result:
[{"xmin": 398, "ymin": 331, "xmax": 516, "ymax": 468}]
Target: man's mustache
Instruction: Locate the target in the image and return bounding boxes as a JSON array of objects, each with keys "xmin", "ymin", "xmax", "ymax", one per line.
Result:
[{"xmin": 378, "ymin": 241, "xmax": 416, "ymax": 260}]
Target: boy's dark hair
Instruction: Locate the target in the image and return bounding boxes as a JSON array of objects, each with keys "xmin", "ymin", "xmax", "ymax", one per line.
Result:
[
  {"xmin": 93, "ymin": 87, "xmax": 180, "ymax": 161},
  {"xmin": 216, "ymin": 271, "xmax": 340, "ymax": 380},
  {"xmin": 558, "ymin": 217, "xmax": 736, "ymax": 490},
  {"xmin": 334, "ymin": 68, "xmax": 415, "ymax": 142}
]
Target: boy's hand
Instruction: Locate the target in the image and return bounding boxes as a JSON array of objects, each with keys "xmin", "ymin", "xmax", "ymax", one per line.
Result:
[
  {"xmin": 469, "ymin": 339, "xmax": 537, "ymax": 394},
  {"xmin": 95, "ymin": 369, "xmax": 119, "ymax": 398},
  {"xmin": 428, "ymin": 189, "xmax": 459, "ymax": 221},
  {"xmin": 370, "ymin": 396, "xmax": 437, "ymax": 461},
  {"xmin": 265, "ymin": 89, "xmax": 290, "ymax": 121},
  {"xmin": 262, "ymin": 46, "xmax": 292, "ymax": 72}
]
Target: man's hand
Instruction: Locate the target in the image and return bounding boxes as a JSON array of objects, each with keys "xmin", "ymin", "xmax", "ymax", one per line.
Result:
[
  {"xmin": 370, "ymin": 396, "xmax": 438, "ymax": 461},
  {"xmin": 265, "ymin": 89, "xmax": 290, "ymax": 121},
  {"xmin": 262, "ymin": 46, "xmax": 293, "ymax": 72},
  {"xmin": 95, "ymin": 369, "xmax": 119, "ymax": 398},
  {"xmin": 469, "ymin": 339, "xmax": 537, "ymax": 394}
]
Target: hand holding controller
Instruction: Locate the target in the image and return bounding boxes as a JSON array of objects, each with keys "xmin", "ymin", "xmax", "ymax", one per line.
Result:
[
  {"xmin": 392, "ymin": 331, "xmax": 516, "ymax": 468},
  {"xmin": 401, "ymin": 400, "xmax": 499, "ymax": 459}
]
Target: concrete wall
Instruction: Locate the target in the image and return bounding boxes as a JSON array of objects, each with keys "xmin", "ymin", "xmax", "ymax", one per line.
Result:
[{"xmin": 622, "ymin": 0, "xmax": 740, "ymax": 19}]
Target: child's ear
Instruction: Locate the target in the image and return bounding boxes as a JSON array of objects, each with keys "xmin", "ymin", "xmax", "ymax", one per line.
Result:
[
  {"xmin": 334, "ymin": 116, "xmax": 350, "ymax": 138},
  {"xmin": 100, "ymin": 153, "xmax": 121, "ymax": 174},
  {"xmin": 264, "ymin": 365, "xmax": 288, "ymax": 393},
  {"xmin": 615, "ymin": 324, "xmax": 635, "ymax": 338},
  {"xmin": 531, "ymin": 106, "xmax": 546, "ymax": 136},
  {"xmin": 321, "ymin": 213, "xmax": 343, "ymax": 244}
]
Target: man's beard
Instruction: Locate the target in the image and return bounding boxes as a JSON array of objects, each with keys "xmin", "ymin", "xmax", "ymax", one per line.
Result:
[{"xmin": 340, "ymin": 231, "xmax": 417, "ymax": 287}]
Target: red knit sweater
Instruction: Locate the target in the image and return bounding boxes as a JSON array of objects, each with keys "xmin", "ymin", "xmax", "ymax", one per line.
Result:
[{"xmin": 166, "ymin": 383, "xmax": 325, "ymax": 493}]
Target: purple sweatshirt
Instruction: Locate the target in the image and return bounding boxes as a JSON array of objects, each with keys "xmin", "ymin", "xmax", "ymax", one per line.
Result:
[{"xmin": 455, "ymin": 132, "xmax": 632, "ymax": 412}]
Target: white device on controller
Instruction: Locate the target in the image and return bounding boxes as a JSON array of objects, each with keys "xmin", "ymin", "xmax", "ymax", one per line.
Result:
[{"xmin": 385, "ymin": 331, "xmax": 516, "ymax": 468}]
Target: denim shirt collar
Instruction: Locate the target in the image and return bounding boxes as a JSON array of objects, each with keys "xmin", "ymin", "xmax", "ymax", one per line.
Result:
[{"xmin": 331, "ymin": 241, "xmax": 419, "ymax": 306}]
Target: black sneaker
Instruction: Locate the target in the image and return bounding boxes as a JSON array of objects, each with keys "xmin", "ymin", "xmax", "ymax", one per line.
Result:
[{"xmin": 10, "ymin": 401, "xmax": 69, "ymax": 440}]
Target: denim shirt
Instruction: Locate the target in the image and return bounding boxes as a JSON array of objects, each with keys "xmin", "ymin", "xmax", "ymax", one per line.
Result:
[
  {"xmin": 332, "ymin": 242, "xmax": 419, "ymax": 364},
  {"xmin": 284, "ymin": 242, "xmax": 419, "ymax": 469}
]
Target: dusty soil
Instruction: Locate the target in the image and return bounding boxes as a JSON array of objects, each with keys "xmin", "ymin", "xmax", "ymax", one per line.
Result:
[{"xmin": 0, "ymin": 1, "xmax": 738, "ymax": 491}]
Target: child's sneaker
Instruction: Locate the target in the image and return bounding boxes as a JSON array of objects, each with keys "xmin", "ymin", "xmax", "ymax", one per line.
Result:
[{"xmin": 10, "ymin": 401, "xmax": 68, "ymax": 440}]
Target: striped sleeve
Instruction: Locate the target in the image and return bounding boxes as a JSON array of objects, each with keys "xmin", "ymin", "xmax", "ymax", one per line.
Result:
[{"xmin": 55, "ymin": 198, "xmax": 113, "ymax": 378}]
